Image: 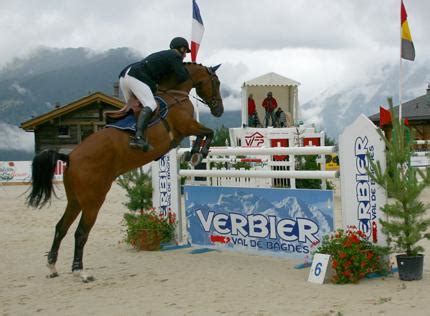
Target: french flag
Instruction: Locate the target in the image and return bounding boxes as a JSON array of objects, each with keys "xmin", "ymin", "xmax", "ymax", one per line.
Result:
[{"xmin": 191, "ymin": 0, "xmax": 204, "ymax": 62}]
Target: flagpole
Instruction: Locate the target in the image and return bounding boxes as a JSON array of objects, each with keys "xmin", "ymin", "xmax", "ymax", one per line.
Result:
[
  {"xmin": 399, "ymin": 0, "xmax": 403, "ymax": 122},
  {"xmin": 399, "ymin": 53, "xmax": 403, "ymax": 122}
]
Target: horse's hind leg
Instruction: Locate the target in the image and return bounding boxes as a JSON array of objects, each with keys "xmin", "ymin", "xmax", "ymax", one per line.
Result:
[
  {"xmin": 47, "ymin": 199, "xmax": 81, "ymax": 278},
  {"xmin": 72, "ymin": 196, "xmax": 107, "ymax": 282}
]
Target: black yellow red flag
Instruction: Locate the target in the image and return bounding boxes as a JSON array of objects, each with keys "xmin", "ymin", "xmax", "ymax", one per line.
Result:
[{"xmin": 401, "ymin": 1, "xmax": 415, "ymax": 61}]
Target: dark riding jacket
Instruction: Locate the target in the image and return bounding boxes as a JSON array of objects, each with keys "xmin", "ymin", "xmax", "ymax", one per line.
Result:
[{"xmin": 119, "ymin": 49, "xmax": 189, "ymax": 93}]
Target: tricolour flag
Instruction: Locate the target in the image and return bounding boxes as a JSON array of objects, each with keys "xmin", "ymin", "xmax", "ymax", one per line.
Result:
[
  {"xmin": 401, "ymin": 0, "xmax": 415, "ymax": 61},
  {"xmin": 191, "ymin": 0, "xmax": 204, "ymax": 62}
]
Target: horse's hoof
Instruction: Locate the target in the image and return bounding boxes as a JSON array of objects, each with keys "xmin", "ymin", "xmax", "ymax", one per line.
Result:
[
  {"xmin": 74, "ymin": 270, "xmax": 95, "ymax": 283},
  {"xmin": 46, "ymin": 272, "xmax": 59, "ymax": 278},
  {"xmin": 82, "ymin": 275, "xmax": 95, "ymax": 283},
  {"xmin": 190, "ymin": 153, "xmax": 203, "ymax": 167}
]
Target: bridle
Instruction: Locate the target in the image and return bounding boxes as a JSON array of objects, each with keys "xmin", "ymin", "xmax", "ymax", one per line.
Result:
[{"xmin": 190, "ymin": 67, "xmax": 222, "ymax": 112}]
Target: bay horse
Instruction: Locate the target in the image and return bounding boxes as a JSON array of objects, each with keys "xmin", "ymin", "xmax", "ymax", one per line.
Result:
[{"xmin": 26, "ymin": 62, "xmax": 223, "ymax": 282}]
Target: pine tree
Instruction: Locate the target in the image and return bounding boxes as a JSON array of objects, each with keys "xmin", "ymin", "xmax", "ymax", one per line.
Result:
[
  {"xmin": 368, "ymin": 97, "xmax": 430, "ymax": 256},
  {"xmin": 117, "ymin": 167, "xmax": 153, "ymax": 212}
]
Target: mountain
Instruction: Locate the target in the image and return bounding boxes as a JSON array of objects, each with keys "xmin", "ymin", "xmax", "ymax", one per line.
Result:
[
  {"xmin": 301, "ymin": 62, "xmax": 430, "ymax": 138},
  {"xmin": 0, "ymin": 47, "xmax": 242, "ymax": 160},
  {"xmin": 0, "ymin": 47, "xmax": 141, "ymax": 126},
  {"xmin": 1, "ymin": 46, "xmax": 427, "ymax": 160}
]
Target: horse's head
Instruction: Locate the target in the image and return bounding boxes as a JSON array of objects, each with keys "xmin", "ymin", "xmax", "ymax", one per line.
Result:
[{"xmin": 185, "ymin": 63, "xmax": 224, "ymax": 117}]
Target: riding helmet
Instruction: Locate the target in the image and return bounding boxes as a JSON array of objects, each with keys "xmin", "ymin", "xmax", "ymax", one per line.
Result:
[{"xmin": 170, "ymin": 37, "xmax": 191, "ymax": 52}]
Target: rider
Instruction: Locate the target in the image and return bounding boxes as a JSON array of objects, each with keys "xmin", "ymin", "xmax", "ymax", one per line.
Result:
[{"xmin": 118, "ymin": 37, "xmax": 191, "ymax": 151}]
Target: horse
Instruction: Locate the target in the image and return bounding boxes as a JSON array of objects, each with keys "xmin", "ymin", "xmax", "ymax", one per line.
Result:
[{"xmin": 26, "ymin": 62, "xmax": 223, "ymax": 282}]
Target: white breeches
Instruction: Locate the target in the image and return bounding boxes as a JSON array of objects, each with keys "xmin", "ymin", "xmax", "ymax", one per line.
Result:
[{"xmin": 119, "ymin": 69, "xmax": 157, "ymax": 111}]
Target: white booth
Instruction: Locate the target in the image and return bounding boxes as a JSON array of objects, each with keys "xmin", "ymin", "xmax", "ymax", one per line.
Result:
[{"xmin": 241, "ymin": 72, "xmax": 300, "ymax": 127}]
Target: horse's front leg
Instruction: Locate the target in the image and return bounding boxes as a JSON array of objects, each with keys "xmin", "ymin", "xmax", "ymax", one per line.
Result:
[
  {"xmin": 199, "ymin": 132, "xmax": 214, "ymax": 159},
  {"xmin": 191, "ymin": 136, "xmax": 203, "ymax": 155},
  {"xmin": 176, "ymin": 119, "xmax": 215, "ymax": 166},
  {"xmin": 188, "ymin": 125, "xmax": 214, "ymax": 166}
]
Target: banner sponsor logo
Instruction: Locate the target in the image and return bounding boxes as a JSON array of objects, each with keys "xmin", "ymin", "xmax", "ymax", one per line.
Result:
[
  {"xmin": 244, "ymin": 132, "xmax": 264, "ymax": 147},
  {"xmin": 158, "ymin": 155, "xmax": 172, "ymax": 217},
  {"xmin": 196, "ymin": 210, "xmax": 319, "ymax": 243},
  {"xmin": 354, "ymin": 136, "xmax": 378, "ymax": 240},
  {"xmin": 186, "ymin": 186, "xmax": 334, "ymax": 259},
  {"xmin": 0, "ymin": 162, "xmax": 15, "ymax": 180},
  {"xmin": 339, "ymin": 115, "xmax": 387, "ymax": 246}
]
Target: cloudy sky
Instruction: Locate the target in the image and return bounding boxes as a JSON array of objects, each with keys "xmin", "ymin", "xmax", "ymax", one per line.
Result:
[{"xmin": 1, "ymin": 0, "xmax": 429, "ymax": 107}]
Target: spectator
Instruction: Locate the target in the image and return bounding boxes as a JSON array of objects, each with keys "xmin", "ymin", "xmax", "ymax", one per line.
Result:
[
  {"xmin": 275, "ymin": 107, "xmax": 287, "ymax": 127},
  {"xmin": 261, "ymin": 91, "xmax": 278, "ymax": 127},
  {"xmin": 247, "ymin": 94, "xmax": 257, "ymax": 127}
]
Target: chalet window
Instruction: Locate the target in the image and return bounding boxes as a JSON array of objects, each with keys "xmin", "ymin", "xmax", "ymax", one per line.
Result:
[{"xmin": 58, "ymin": 126, "xmax": 70, "ymax": 138}]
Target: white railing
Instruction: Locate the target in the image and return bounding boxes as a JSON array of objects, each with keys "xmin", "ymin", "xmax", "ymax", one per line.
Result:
[{"xmin": 179, "ymin": 146, "xmax": 338, "ymax": 189}]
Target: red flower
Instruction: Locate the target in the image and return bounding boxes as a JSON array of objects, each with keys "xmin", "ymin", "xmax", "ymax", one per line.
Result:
[
  {"xmin": 315, "ymin": 227, "xmax": 388, "ymax": 284},
  {"xmin": 343, "ymin": 239, "xmax": 352, "ymax": 248},
  {"xmin": 349, "ymin": 234, "xmax": 360, "ymax": 244}
]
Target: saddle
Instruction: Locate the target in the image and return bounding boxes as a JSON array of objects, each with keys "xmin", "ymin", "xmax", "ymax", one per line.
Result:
[
  {"xmin": 105, "ymin": 90, "xmax": 188, "ymax": 124},
  {"xmin": 105, "ymin": 95, "xmax": 169, "ymax": 124}
]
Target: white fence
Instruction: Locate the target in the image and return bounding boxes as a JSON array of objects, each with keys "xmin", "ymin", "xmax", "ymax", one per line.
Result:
[
  {"xmin": 152, "ymin": 114, "xmax": 390, "ymax": 248},
  {"xmin": 181, "ymin": 145, "xmax": 336, "ymax": 189}
]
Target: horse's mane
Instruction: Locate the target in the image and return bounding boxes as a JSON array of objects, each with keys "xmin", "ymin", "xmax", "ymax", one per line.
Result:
[{"xmin": 183, "ymin": 62, "xmax": 204, "ymax": 66}]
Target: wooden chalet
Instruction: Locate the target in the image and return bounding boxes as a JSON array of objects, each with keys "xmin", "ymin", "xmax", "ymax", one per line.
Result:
[
  {"xmin": 368, "ymin": 85, "xmax": 430, "ymax": 149},
  {"xmin": 20, "ymin": 92, "xmax": 124, "ymax": 154}
]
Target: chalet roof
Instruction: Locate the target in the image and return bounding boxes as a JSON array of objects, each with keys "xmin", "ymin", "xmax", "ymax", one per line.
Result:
[
  {"xmin": 20, "ymin": 92, "xmax": 124, "ymax": 131},
  {"xmin": 368, "ymin": 88, "xmax": 430, "ymax": 123},
  {"xmin": 243, "ymin": 72, "xmax": 300, "ymax": 87}
]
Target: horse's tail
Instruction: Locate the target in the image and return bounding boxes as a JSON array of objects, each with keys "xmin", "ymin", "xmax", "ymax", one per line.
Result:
[{"xmin": 26, "ymin": 150, "xmax": 69, "ymax": 208}]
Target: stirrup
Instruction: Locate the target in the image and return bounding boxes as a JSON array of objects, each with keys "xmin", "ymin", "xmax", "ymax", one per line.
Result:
[{"xmin": 130, "ymin": 137, "xmax": 153, "ymax": 151}]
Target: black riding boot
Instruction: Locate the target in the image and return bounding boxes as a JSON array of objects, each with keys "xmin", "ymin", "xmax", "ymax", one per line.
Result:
[{"xmin": 130, "ymin": 106, "xmax": 153, "ymax": 151}]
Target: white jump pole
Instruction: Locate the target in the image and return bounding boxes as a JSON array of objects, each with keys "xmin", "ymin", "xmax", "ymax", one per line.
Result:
[
  {"xmin": 178, "ymin": 146, "xmax": 336, "ymax": 157},
  {"xmin": 179, "ymin": 169, "xmax": 338, "ymax": 179}
]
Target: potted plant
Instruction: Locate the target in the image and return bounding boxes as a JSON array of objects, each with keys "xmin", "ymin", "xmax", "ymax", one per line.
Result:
[
  {"xmin": 123, "ymin": 208, "xmax": 176, "ymax": 251},
  {"xmin": 315, "ymin": 227, "xmax": 389, "ymax": 284},
  {"xmin": 118, "ymin": 168, "xmax": 176, "ymax": 250},
  {"xmin": 367, "ymin": 98, "xmax": 430, "ymax": 280}
]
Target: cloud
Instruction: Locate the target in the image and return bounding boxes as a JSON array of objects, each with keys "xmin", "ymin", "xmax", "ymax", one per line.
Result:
[
  {"xmin": 0, "ymin": 123, "xmax": 34, "ymax": 152},
  {"xmin": 0, "ymin": 0, "xmax": 429, "ymax": 122},
  {"xmin": 9, "ymin": 82, "xmax": 28, "ymax": 95}
]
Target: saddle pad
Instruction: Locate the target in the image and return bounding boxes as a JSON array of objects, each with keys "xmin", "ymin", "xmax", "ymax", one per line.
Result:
[
  {"xmin": 105, "ymin": 112, "xmax": 136, "ymax": 133},
  {"xmin": 105, "ymin": 96, "xmax": 169, "ymax": 133}
]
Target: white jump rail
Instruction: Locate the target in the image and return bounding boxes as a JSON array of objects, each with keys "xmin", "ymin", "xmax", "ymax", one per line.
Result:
[
  {"xmin": 179, "ymin": 169, "xmax": 338, "ymax": 179},
  {"xmin": 177, "ymin": 146, "xmax": 336, "ymax": 157},
  {"xmin": 200, "ymin": 146, "xmax": 336, "ymax": 156},
  {"xmin": 415, "ymin": 140, "xmax": 430, "ymax": 145},
  {"xmin": 179, "ymin": 145, "xmax": 338, "ymax": 187}
]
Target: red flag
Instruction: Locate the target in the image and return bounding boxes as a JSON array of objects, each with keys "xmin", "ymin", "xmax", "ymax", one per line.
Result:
[{"xmin": 379, "ymin": 106, "xmax": 392, "ymax": 126}]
